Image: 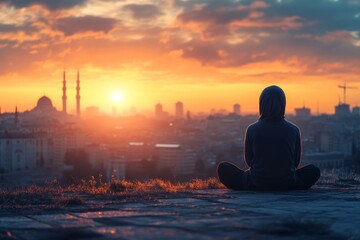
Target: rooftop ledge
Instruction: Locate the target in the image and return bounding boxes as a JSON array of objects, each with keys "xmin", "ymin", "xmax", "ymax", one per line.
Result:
[{"xmin": 0, "ymin": 173, "xmax": 359, "ymax": 239}]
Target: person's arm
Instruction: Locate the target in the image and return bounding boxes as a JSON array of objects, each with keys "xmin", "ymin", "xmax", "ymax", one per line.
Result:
[
  {"xmin": 294, "ymin": 129, "xmax": 301, "ymax": 168},
  {"xmin": 244, "ymin": 127, "xmax": 253, "ymax": 168}
]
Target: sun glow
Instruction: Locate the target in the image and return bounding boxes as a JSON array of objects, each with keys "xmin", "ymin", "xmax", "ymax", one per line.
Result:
[{"xmin": 110, "ymin": 91, "xmax": 125, "ymax": 104}]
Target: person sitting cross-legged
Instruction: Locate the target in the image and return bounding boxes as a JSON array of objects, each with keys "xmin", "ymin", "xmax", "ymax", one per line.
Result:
[{"xmin": 218, "ymin": 85, "xmax": 320, "ymax": 191}]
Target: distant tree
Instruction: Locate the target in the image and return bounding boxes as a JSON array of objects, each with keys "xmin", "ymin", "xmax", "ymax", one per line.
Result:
[
  {"xmin": 37, "ymin": 153, "xmax": 45, "ymax": 167},
  {"xmin": 125, "ymin": 158, "xmax": 160, "ymax": 181},
  {"xmin": 157, "ymin": 166, "xmax": 175, "ymax": 180},
  {"xmin": 140, "ymin": 158, "xmax": 158, "ymax": 179},
  {"xmin": 63, "ymin": 149, "xmax": 93, "ymax": 181}
]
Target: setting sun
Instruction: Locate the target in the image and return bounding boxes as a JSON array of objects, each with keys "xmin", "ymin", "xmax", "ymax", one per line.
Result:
[{"xmin": 110, "ymin": 91, "xmax": 125, "ymax": 104}]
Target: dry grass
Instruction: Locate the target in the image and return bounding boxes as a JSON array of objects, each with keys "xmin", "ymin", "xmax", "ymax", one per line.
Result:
[
  {"xmin": 1, "ymin": 170, "xmax": 359, "ymax": 212},
  {"xmin": 0, "ymin": 177, "xmax": 223, "ymax": 211},
  {"xmin": 109, "ymin": 178, "xmax": 222, "ymax": 193}
]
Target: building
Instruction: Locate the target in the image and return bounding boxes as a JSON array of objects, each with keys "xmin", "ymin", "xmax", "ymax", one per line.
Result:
[
  {"xmin": 295, "ymin": 106, "xmax": 311, "ymax": 119},
  {"xmin": 105, "ymin": 158, "xmax": 126, "ymax": 181},
  {"xmin": 0, "ymin": 132, "xmax": 37, "ymax": 172},
  {"xmin": 335, "ymin": 103, "xmax": 350, "ymax": 117},
  {"xmin": 302, "ymin": 152, "xmax": 344, "ymax": 169},
  {"xmin": 0, "ymin": 70, "xmax": 83, "ymax": 176},
  {"xmin": 317, "ymin": 131, "xmax": 352, "ymax": 156},
  {"xmin": 233, "ymin": 103, "xmax": 240, "ymax": 115},
  {"xmin": 175, "ymin": 101, "xmax": 184, "ymax": 119},
  {"xmin": 62, "ymin": 69, "xmax": 67, "ymax": 114},
  {"xmin": 155, "ymin": 103, "xmax": 163, "ymax": 118},
  {"xmin": 352, "ymin": 106, "xmax": 360, "ymax": 115},
  {"xmin": 154, "ymin": 144, "xmax": 196, "ymax": 175},
  {"xmin": 76, "ymin": 70, "xmax": 81, "ymax": 118}
]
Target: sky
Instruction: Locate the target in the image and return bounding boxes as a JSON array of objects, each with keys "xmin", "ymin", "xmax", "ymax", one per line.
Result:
[{"xmin": 0, "ymin": 0, "xmax": 359, "ymax": 115}]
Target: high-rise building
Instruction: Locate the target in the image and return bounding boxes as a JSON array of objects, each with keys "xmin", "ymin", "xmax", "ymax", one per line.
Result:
[
  {"xmin": 154, "ymin": 144, "xmax": 196, "ymax": 175},
  {"xmin": 352, "ymin": 106, "xmax": 360, "ymax": 115},
  {"xmin": 186, "ymin": 110, "xmax": 191, "ymax": 121},
  {"xmin": 175, "ymin": 101, "xmax": 184, "ymax": 118},
  {"xmin": 14, "ymin": 106, "xmax": 18, "ymax": 123},
  {"xmin": 335, "ymin": 103, "xmax": 350, "ymax": 117},
  {"xmin": 295, "ymin": 106, "xmax": 311, "ymax": 119},
  {"xmin": 233, "ymin": 103, "xmax": 240, "ymax": 115},
  {"xmin": 62, "ymin": 69, "xmax": 67, "ymax": 114},
  {"xmin": 155, "ymin": 103, "xmax": 163, "ymax": 117},
  {"xmin": 76, "ymin": 70, "xmax": 81, "ymax": 118}
]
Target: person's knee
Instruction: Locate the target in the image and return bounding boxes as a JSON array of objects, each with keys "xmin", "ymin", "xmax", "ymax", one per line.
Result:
[
  {"xmin": 308, "ymin": 164, "xmax": 320, "ymax": 174},
  {"xmin": 217, "ymin": 162, "xmax": 229, "ymax": 177},
  {"xmin": 307, "ymin": 164, "xmax": 321, "ymax": 183},
  {"xmin": 313, "ymin": 166, "xmax": 321, "ymax": 181}
]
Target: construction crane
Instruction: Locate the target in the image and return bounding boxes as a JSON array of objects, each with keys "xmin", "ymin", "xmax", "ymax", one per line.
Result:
[{"xmin": 338, "ymin": 82, "xmax": 357, "ymax": 104}]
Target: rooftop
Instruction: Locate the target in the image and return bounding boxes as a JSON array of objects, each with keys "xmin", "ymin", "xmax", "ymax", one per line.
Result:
[
  {"xmin": 155, "ymin": 144, "xmax": 181, "ymax": 148},
  {"xmin": 0, "ymin": 172, "xmax": 359, "ymax": 239}
]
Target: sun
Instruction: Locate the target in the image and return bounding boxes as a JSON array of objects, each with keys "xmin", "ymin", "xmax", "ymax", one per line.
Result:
[{"xmin": 110, "ymin": 91, "xmax": 125, "ymax": 104}]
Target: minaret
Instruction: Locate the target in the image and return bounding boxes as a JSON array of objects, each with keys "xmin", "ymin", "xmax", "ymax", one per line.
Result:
[
  {"xmin": 62, "ymin": 69, "xmax": 67, "ymax": 114},
  {"xmin": 76, "ymin": 70, "xmax": 81, "ymax": 118},
  {"xmin": 14, "ymin": 106, "xmax": 19, "ymax": 126}
]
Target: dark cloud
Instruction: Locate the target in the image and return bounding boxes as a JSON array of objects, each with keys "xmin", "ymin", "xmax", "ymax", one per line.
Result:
[
  {"xmin": 168, "ymin": 0, "xmax": 360, "ymax": 75},
  {"xmin": 263, "ymin": 0, "xmax": 360, "ymax": 33},
  {"xmin": 176, "ymin": 0, "xmax": 360, "ymax": 34},
  {"xmin": 122, "ymin": 4, "xmax": 163, "ymax": 19},
  {"xmin": 178, "ymin": 1, "xmax": 249, "ymax": 25},
  {"xmin": 54, "ymin": 16, "xmax": 117, "ymax": 36},
  {"xmin": 1, "ymin": 0, "xmax": 360, "ymax": 79},
  {"xmin": 0, "ymin": 23, "xmax": 18, "ymax": 32},
  {"xmin": 0, "ymin": 22, "xmax": 42, "ymax": 35},
  {"xmin": 0, "ymin": 0, "xmax": 86, "ymax": 10}
]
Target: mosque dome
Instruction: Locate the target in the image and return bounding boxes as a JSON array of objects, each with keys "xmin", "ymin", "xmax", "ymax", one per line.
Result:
[{"xmin": 36, "ymin": 96, "xmax": 53, "ymax": 108}]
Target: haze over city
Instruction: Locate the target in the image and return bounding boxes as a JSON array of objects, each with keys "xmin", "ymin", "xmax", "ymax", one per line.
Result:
[
  {"xmin": 2, "ymin": 1, "xmax": 360, "ymax": 239},
  {"xmin": 0, "ymin": 0, "xmax": 360, "ymax": 114}
]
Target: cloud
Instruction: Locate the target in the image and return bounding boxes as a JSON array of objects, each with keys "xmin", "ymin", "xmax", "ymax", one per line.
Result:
[
  {"xmin": 165, "ymin": 0, "xmax": 360, "ymax": 76},
  {"xmin": 0, "ymin": 23, "xmax": 18, "ymax": 32},
  {"xmin": 0, "ymin": 0, "xmax": 87, "ymax": 10},
  {"xmin": 263, "ymin": 0, "xmax": 360, "ymax": 33},
  {"xmin": 0, "ymin": 0, "xmax": 360, "ymax": 84},
  {"xmin": 54, "ymin": 16, "xmax": 117, "ymax": 36},
  {"xmin": 122, "ymin": 4, "xmax": 163, "ymax": 19}
]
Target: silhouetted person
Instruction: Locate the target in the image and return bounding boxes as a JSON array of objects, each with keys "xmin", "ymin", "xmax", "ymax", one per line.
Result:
[{"xmin": 218, "ymin": 85, "xmax": 320, "ymax": 190}]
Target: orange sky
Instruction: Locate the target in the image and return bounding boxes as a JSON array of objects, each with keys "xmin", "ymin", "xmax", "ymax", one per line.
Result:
[{"xmin": 0, "ymin": 0, "xmax": 359, "ymax": 115}]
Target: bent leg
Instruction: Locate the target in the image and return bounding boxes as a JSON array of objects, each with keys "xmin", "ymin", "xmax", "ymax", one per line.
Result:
[
  {"xmin": 295, "ymin": 164, "xmax": 321, "ymax": 190},
  {"xmin": 217, "ymin": 162, "xmax": 244, "ymax": 190}
]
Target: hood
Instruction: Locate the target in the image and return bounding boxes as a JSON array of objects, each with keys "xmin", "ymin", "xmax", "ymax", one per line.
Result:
[{"xmin": 259, "ymin": 85, "xmax": 286, "ymax": 120}]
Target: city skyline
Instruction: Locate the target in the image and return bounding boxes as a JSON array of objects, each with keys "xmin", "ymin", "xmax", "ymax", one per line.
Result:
[
  {"xmin": 2, "ymin": 84, "xmax": 359, "ymax": 117},
  {"xmin": 0, "ymin": 1, "xmax": 360, "ymax": 114}
]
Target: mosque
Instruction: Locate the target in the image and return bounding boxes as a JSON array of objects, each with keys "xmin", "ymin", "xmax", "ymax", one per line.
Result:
[
  {"xmin": 24, "ymin": 70, "xmax": 81, "ymax": 121},
  {"xmin": 0, "ymin": 70, "xmax": 84, "ymax": 180}
]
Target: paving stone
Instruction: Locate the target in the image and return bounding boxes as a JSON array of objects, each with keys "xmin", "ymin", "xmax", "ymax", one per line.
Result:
[
  {"xmin": 29, "ymin": 213, "xmax": 103, "ymax": 228},
  {"xmin": 94, "ymin": 226, "xmax": 214, "ymax": 240},
  {"xmin": 0, "ymin": 216, "xmax": 51, "ymax": 229},
  {"xmin": 73, "ymin": 210, "xmax": 173, "ymax": 219},
  {"xmin": 115, "ymin": 203, "xmax": 148, "ymax": 210},
  {"xmin": 1, "ymin": 185, "xmax": 360, "ymax": 239},
  {"xmin": 10, "ymin": 227, "xmax": 105, "ymax": 240}
]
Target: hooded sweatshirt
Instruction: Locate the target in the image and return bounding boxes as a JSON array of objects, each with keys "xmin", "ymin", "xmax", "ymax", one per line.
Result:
[{"xmin": 244, "ymin": 85, "xmax": 301, "ymax": 189}]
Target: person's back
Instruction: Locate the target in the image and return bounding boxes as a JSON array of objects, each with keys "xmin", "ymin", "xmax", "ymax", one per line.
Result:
[
  {"xmin": 246, "ymin": 119, "xmax": 300, "ymax": 189},
  {"xmin": 245, "ymin": 85, "xmax": 300, "ymax": 189},
  {"xmin": 218, "ymin": 85, "xmax": 320, "ymax": 191}
]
